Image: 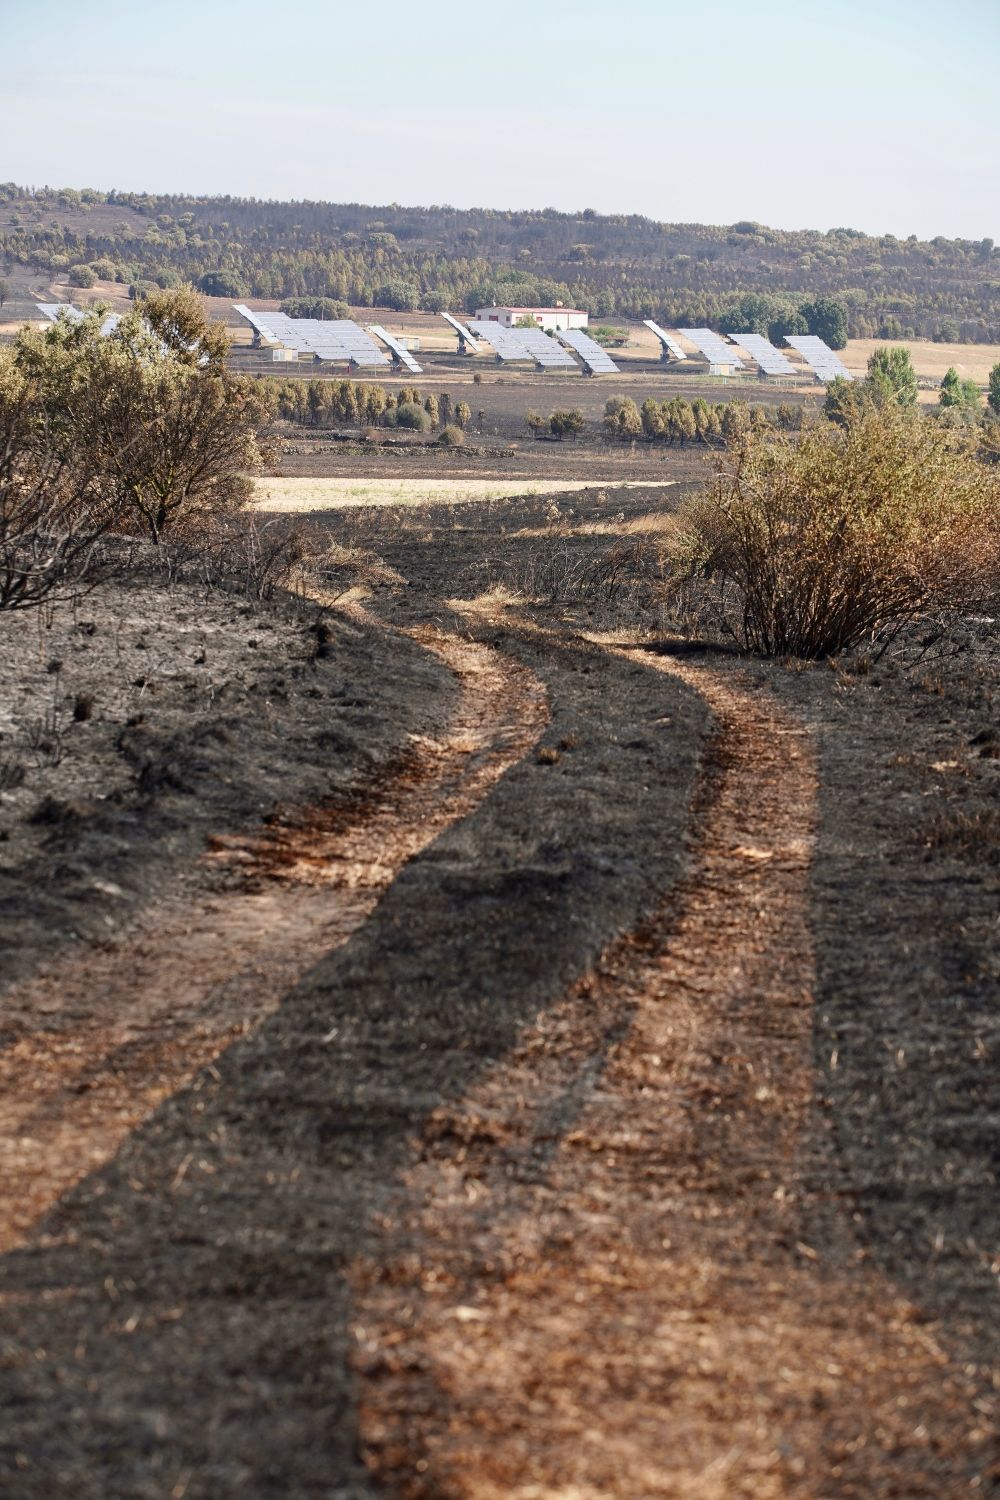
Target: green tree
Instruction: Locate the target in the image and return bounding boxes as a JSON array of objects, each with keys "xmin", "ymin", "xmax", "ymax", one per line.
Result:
[
  {"xmin": 800, "ymin": 297, "xmax": 849, "ymax": 350},
  {"xmin": 988, "ymin": 362, "xmax": 1000, "ymax": 416},
  {"xmin": 549, "ymin": 409, "xmax": 585, "ymax": 440},
  {"xmin": 68, "ymin": 263, "xmax": 96, "ymax": 288},
  {"xmin": 197, "ymin": 269, "xmax": 248, "ymax": 298},
  {"xmin": 525, "ymin": 410, "xmax": 546, "ymax": 438},
  {"xmin": 866, "ymin": 346, "xmax": 918, "ymax": 407},
  {"xmin": 281, "ymin": 296, "xmax": 349, "ymax": 319}
]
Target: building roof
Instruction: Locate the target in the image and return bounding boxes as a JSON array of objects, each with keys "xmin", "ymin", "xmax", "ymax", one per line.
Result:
[{"xmin": 478, "ymin": 305, "xmax": 588, "ymax": 315}]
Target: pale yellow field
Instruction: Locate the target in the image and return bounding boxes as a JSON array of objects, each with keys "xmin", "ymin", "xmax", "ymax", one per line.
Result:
[{"xmin": 255, "ymin": 477, "xmax": 672, "ymax": 511}]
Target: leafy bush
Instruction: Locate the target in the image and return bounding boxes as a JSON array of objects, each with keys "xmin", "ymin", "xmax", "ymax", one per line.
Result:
[
  {"xmin": 68, "ymin": 263, "xmax": 96, "ymax": 288},
  {"xmin": 281, "ymin": 296, "xmax": 348, "ymax": 320},
  {"xmin": 677, "ymin": 403, "xmax": 1000, "ymax": 658},
  {"xmin": 437, "ymin": 423, "xmax": 465, "ymax": 446},
  {"xmin": 390, "ymin": 401, "xmax": 431, "ymax": 431}
]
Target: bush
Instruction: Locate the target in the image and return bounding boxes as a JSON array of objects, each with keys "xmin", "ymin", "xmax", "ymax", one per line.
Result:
[
  {"xmin": 281, "ymin": 296, "xmax": 349, "ymax": 320},
  {"xmin": 438, "ymin": 423, "xmax": 464, "ymax": 446},
  {"xmin": 197, "ymin": 270, "xmax": 247, "ymax": 298},
  {"xmin": 68, "ymin": 264, "xmax": 96, "ymax": 288},
  {"xmin": 677, "ymin": 403, "xmax": 1000, "ymax": 658},
  {"xmin": 391, "ymin": 401, "xmax": 431, "ymax": 432}
]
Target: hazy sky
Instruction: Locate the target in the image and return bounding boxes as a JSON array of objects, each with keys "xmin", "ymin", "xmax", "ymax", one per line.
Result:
[{"xmin": 4, "ymin": 0, "xmax": 998, "ymax": 240}]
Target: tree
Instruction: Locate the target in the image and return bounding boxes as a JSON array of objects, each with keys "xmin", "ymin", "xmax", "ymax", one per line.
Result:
[
  {"xmin": 455, "ymin": 401, "xmax": 472, "ymax": 429},
  {"xmin": 281, "ymin": 296, "xmax": 349, "ymax": 320},
  {"xmin": 0, "ymin": 278, "xmax": 10, "ymax": 310},
  {"xmin": 0, "ymin": 345, "xmax": 117, "ymax": 609},
  {"xmin": 197, "ymin": 269, "xmax": 247, "ymax": 298},
  {"xmin": 68, "ymin": 263, "xmax": 96, "ymax": 288},
  {"xmin": 423, "ymin": 394, "xmax": 439, "ymax": 428},
  {"xmin": 14, "ymin": 294, "xmax": 272, "ymax": 545},
  {"xmin": 549, "ymin": 409, "xmax": 585, "ymax": 440},
  {"xmin": 800, "ymin": 297, "xmax": 849, "ymax": 350},
  {"xmin": 988, "ymin": 362, "xmax": 1000, "ymax": 417},
  {"xmin": 866, "ymin": 346, "xmax": 918, "ymax": 407},
  {"xmin": 603, "ymin": 395, "xmax": 641, "ymax": 440},
  {"xmin": 939, "ymin": 367, "xmax": 981, "ymax": 416},
  {"xmin": 525, "ymin": 410, "xmax": 546, "ymax": 438}
]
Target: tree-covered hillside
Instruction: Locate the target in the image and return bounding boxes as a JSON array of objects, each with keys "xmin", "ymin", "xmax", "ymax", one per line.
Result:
[{"xmin": 2, "ymin": 184, "xmax": 997, "ymax": 342}]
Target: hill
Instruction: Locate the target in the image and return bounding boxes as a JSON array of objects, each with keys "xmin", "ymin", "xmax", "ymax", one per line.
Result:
[{"xmin": 2, "ymin": 183, "xmax": 998, "ymax": 342}]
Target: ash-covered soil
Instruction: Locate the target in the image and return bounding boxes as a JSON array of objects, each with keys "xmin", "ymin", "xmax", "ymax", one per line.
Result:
[{"xmin": 1, "ymin": 483, "xmax": 998, "ymax": 1498}]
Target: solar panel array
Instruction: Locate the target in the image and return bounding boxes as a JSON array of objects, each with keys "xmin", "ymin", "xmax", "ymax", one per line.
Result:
[
  {"xmin": 785, "ymin": 335, "xmax": 853, "ymax": 382},
  {"xmin": 728, "ymin": 332, "xmax": 796, "ymax": 376},
  {"xmin": 678, "ymin": 328, "xmax": 744, "ymax": 367},
  {"xmin": 557, "ymin": 328, "xmax": 619, "ymax": 374},
  {"xmin": 440, "ymin": 311, "xmax": 481, "ymax": 350},
  {"xmin": 37, "ymin": 302, "xmax": 120, "ymax": 335},
  {"xmin": 643, "ymin": 319, "xmax": 688, "ymax": 360},
  {"xmin": 232, "ymin": 304, "xmax": 390, "ymax": 366},
  {"xmin": 367, "ymin": 325, "xmax": 423, "ymax": 374}
]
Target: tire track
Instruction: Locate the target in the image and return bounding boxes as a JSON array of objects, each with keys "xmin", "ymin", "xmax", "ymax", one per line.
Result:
[
  {"xmin": 351, "ymin": 648, "xmax": 988, "ymax": 1499},
  {"xmin": 0, "ymin": 628, "xmax": 548, "ymax": 1255}
]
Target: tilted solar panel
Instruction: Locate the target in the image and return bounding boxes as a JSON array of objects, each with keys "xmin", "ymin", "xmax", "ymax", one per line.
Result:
[
  {"xmin": 785, "ymin": 335, "xmax": 853, "ymax": 381},
  {"xmin": 441, "ymin": 312, "xmax": 482, "ymax": 350},
  {"xmin": 368, "ymin": 325, "xmax": 423, "ymax": 374},
  {"xmin": 557, "ymin": 328, "xmax": 620, "ymax": 374},
  {"xmin": 678, "ymin": 328, "xmax": 745, "ymax": 367},
  {"xmin": 728, "ymin": 332, "xmax": 796, "ymax": 376},
  {"xmin": 643, "ymin": 319, "xmax": 688, "ymax": 360}
]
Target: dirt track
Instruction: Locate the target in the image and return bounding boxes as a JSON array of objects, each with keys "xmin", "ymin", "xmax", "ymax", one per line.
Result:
[{"xmin": 1, "ymin": 489, "xmax": 998, "ymax": 1497}]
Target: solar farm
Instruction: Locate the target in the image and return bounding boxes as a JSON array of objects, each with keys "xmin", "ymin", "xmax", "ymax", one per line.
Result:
[{"xmin": 223, "ymin": 302, "xmax": 855, "ymax": 384}]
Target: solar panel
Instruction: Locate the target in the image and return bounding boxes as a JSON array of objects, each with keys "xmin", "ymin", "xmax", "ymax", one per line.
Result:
[
  {"xmin": 515, "ymin": 327, "xmax": 578, "ymax": 370},
  {"xmin": 233, "ymin": 303, "xmax": 282, "ymax": 343},
  {"xmin": 557, "ymin": 328, "xmax": 620, "ymax": 374},
  {"xmin": 468, "ymin": 321, "xmax": 536, "ymax": 362},
  {"xmin": 368, "ymin": 325, "xmax": 423, "ymax": 374},
  {"xmin": 441, "ymin": 311, "xmax": 482, "ymax": 351},
  {"xmin": 678, "ymin": 328, "xmax": 745, "ymax": 367},
  {"xmin": 643, "ymin": 319, "xmax": 688, "ymax": 361},
  {"xmin": 234, "ymin": 306, "xmax": 390, "ymax": 365},
  {"xmin": 728, "ymin": 332, "xmax": 796, "ymax": 376},
  {"xmin": 785, "ymin": 335, "xmax": 853, "ymax": 382},
  {"xmin": 37, "ymin": 303, "xmax": 120, "ymax": 336}
]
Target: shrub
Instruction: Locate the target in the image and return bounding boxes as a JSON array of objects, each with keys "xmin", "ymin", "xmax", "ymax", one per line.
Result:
[
  {"xmin": 68, "ymin": 263, "xmax": 96, "ymax": 288},
  {"xmin": 676, "ymin": 403, "xmax": 1000, "ymax": 658},
  {"xmin": 438, "ymin": 423, "xmax": 464, "ymax": 446},
  {"xmin": 391, "ymin": 401, "xmax": 431, "ymax": 431},
  {"xmin": 549, "ymin": 409, "xmax": 585, "ymax": 439},
  {"xmin": 281, "ymin": 296, "xmax": 348, "ymax": 320}
]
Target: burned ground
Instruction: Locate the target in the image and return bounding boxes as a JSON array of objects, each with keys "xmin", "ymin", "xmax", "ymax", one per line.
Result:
[{"xmin": 0, "ymin": 476, "xmax": 997, "ymax": 1497}]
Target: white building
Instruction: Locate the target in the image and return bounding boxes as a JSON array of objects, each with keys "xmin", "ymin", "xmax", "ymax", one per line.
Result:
[{"xmin": 474, "ymin": 305, "xmax": 588, "ymax": 332}]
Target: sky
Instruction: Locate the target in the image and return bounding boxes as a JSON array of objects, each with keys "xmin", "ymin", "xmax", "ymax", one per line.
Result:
[{"xmin": 3, "ymin": 0, "xmax": 998, "ymax": 241}]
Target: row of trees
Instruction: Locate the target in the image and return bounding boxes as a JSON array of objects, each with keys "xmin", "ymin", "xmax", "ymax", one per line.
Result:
[
  {"xmin": 3, "ymin": 185, "xmax": 997, "ymax": 341},
  {"xmin": 0, "ymin": 292, "xmax": 272, "ymax": 608},
  {"xmin": 602, "ymin": 395, "xmax": 801, "ymax": 445},
  {"xmin": 268, "ymin": 377, "xmax": 472, "ymax": 433}
]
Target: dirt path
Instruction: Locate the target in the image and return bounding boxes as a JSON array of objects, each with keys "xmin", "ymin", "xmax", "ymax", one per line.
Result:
[
  {"xmin": 0, "ymin": 629, "xmax": 548, "ymax": 1255},
  {"xmin": 350, "ymin": 648, "xmax": 988, "ymax": 1498}
]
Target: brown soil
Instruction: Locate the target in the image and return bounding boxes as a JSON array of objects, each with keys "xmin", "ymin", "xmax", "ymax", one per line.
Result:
[{"xmin": 351, "ymin": 651, "xmax": 988, "ymax": 1497}]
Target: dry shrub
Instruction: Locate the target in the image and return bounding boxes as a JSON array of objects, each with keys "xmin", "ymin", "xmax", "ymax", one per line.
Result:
[{"xmin": 676, "ymin": 403, "xmax": 1000, "ymax": 658}]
